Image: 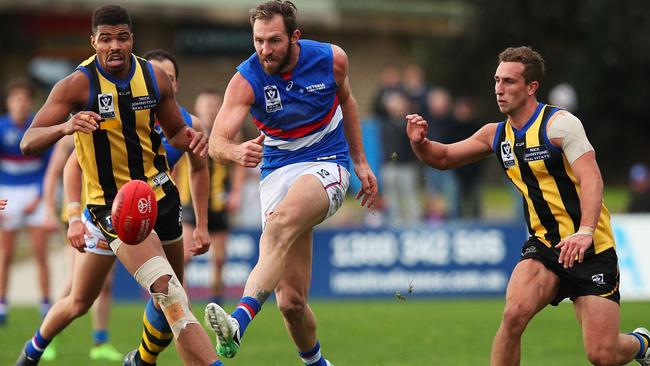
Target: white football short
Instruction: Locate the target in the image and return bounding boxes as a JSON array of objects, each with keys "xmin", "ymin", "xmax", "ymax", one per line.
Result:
[
  {"xmin": 259, "ymin": 162, "xmax": 350, "ymax": 229},
  {"xmin": 81, "ymin": 213, "xmax": 115, "ymax": 256},
  {"xmin": 0, "ymin": 184, "xmax": 46, "ymax": 230},
  {"xmin": 81, "ymin": 210, "xmax": 178, "ymax": 256}
]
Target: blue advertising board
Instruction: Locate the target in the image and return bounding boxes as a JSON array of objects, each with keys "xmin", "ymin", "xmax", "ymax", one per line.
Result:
[{"xmin": 113, "ymin": 222, "xmax": 526, "ymax": 301}]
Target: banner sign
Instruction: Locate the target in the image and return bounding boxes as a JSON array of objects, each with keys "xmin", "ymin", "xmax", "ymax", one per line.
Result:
[
  {"xmin": 611, "ymin": 214, "xmax": 650, "ymax": 300},
  {"xmin": 113, "ymin": 222, "xmax": 526, "ymax": 301}
]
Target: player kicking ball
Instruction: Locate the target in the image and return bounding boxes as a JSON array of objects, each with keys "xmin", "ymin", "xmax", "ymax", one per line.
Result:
[{"xmin": 206, "ymin": 1, "xmax": 377, "ymax": 365}]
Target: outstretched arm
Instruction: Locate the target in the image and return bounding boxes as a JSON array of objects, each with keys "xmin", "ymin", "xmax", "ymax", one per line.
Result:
[
  {"xmin": 208, "ymin": 72, "xmax": 263, "ymax": 167},
  {"xmin": 406, "ymin": 113, "xmax": 496, "ymax": 169},
  {"xmin": 21, "ymin": 72, "xmax": 100, "ymax": 155},
  {"xmin": 332, "ymin": 44, "xmax": 378, "ymax": 208}
]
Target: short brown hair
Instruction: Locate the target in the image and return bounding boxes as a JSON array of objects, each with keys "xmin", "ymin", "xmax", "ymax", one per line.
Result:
[
  {"xmin": 498, "ymin": 46, "xmax": 545, "ymax": 84},
  {"xmin": 5, "ymin": 79, "xmax": 35, "ymax": 99},
  {"xmin": 249, "ymin": 1, "xmax": 298, "ymax": 37}
]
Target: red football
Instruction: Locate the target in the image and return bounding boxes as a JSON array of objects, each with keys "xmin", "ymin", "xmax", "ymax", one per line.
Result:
[{"xmin": 111, "ymin": 180, "xmax": 157, "ymax": 245}]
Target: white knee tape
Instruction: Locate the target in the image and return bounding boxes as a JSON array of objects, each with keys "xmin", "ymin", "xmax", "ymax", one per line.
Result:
[
  {"xmin": 151, "ymin": 276, "xmax": 198, "ymax": 338},
  {"xmin": 134, "ymin": 256, "xmax": 175, "ymax": 290}
]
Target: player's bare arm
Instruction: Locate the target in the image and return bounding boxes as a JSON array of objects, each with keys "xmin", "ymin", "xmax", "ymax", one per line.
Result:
[
  {"xmin": 332, "ymin": 44, "xmax": 378, "ymax": 208},
  {"xmin": 406, "ymin": 113, "xmax": 497, "ymax": 169},
  {"xmin": 63, "ymin": 150, "xmax": 91, "ymax": 253},
  {"xmin": 555, "ymin": 151, "xmax": 603, "ymax": 268},
  {"xmin": 153, "ymin": 65, "xmax": 208, "ymax": 158},
  {"xmin": 41, "ymin": 136, "xmax": 75, "ymax": 230},
  {"xmin": 208, "ymin": 72, "xmax": 263, "ymax": 168},
  {"xmin": 20, "ymin": 72, "xmax": 100, "ymax": 156},
  {"xmin": 186, "ymin": 114, "xmax": 210, "ymax": 256}
]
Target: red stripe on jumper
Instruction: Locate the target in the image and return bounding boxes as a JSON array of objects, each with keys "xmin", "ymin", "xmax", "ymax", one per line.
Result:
[{"xmin": 253, "ymin": 96, "xmax": 339, "ymax": 139}]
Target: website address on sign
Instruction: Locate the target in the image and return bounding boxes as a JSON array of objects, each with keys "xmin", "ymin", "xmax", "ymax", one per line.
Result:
[{"xmin": 330, "ymin": 269, "xmax": 507, "ymax": 294}]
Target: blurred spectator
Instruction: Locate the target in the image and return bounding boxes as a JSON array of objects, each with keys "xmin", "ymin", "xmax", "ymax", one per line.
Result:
[
  {"xmin": 423, "ymin": 87, "xmax": 459, "ymax": 221},
  {"xmin": 402, "ymin": 64, "xmax": 428, "ymax": 115},
  {"xmin": 627, "ymin": 163, "xmax": 650, "ymax": 213},
  {"xmin": 451, "ymin": 97, "xmax": 484, "ymax": 219},
  {"xmin": 379, "ymin": 90, "xmax": 423, "ymax": 225},
  {"xmin": 0, "ymin": 79, "xmax": 52, "ymax": 325},
  {"xmin": 372, "ymin": 65, "xmax": 402, "ymax": 120}
]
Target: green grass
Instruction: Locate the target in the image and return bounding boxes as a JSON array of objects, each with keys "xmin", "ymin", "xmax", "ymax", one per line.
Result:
[{"xmin": 1, "ymin": 299, "xmax": 646, "ymax": 365}]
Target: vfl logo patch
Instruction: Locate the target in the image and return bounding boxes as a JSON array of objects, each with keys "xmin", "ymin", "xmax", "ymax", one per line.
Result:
[
  {"xmin": 523, "ymin": 145, "xmax": 552, "ymax": 162},
  {"xmin": 264, "ymin": 85, "xmax": 283, "ymax": 113},
  {"xmin": 591, "ymin": 273, "xmax": 606, "ymax": 287},
  {"xmin": 98, "ymin": 93, "xmax": 116, "ymax": 119},
  {"xmin": 500, "ymin": 141, "xmax": 516, "ymax": 168}
]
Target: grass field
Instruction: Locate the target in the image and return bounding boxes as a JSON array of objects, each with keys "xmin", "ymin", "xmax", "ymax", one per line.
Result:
[{"xmin": 1, "ymin": 299, "xmax": 646, "ymax": 365}]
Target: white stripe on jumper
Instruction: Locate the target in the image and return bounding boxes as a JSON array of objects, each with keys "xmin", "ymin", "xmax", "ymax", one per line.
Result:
[{"xmin": 263, "ymin": 106, "xmax": 342, "ymax": 151}]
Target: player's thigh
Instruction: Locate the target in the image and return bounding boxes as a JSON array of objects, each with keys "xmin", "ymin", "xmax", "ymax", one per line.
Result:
[
  {"xmin": 70, "ymin": 251, "xmax": 116, "ymax": 302},
  {"xmin": 210, "ymin": 231, "xmax": 227, "ymax": 263},
  {"xmin": 276, "ymin": 229, "xmax": 314, "ymax": 299},
  {"xmin": 162, "ymin": 238, "xmax": 184, "ymax": 281},
  {"xmin": 505, "ymin": 258, "xmax": 560, "ymax": 312},
  {"xmin": 271, "ymin": 175, "xmax": 329, "ymax": 232},
  {"xmin": 26, "ymin": 226, "xmax": 48, "ymax": 260},
  {"xmin": 113, "ymin": 233, "xmax": 166, "ymax": 276},
  {"xmin": 573, "ymin": 296, "xmax": 620, "ymax": 350},
  {"xmin": 0, "ymin": 229, "xmax": 17, "ymax": 254}
]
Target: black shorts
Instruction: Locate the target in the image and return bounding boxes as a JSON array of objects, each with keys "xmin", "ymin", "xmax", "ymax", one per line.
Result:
[
  {"xmin": 520, "ymin": 237, "xmax": 620, "ymax": 306},
  {"xmin": 87, "ymin": 189, "xmax": 183, "ymax": 245},
  {"xmin": 181, "ymin": 204, "xmax": 229, "ymax": 233}
]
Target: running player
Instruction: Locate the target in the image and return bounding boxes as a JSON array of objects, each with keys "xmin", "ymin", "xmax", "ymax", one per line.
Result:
[
  {"xmin": 15, "ymin": 5, "xmax": 221, "ymax": 366},
  {"xmin": 0, "ymin": 79, "xmax": 52, "ymax": 326},
  {"xmin": 405, "ymin": 46, "xmax": 650, "ymax": 366},
  {"xmin": 39, "ymin": 135, "xmax": 122, "ymax": 361},
  {"xmin": 205, "ymin": 1, "xmax": 377, "ymax": 365}
]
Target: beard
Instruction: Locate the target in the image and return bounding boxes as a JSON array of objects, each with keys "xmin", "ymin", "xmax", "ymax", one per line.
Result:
[{"xmin": 261, "ymin": 44, "xmax": 292, "ymax": 74}]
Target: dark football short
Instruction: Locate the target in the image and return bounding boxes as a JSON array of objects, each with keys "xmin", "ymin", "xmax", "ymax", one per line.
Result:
[
  {"xmin": 520, "ymin": 237, "xmax": 620, "ymax": 306},
  {"xmin": 87, "ymin": 188, "xmax": 182, "ymax": 245},
  {"xmin": 182, "ymin": 204, "xmax": 229, "ymax": 233}
]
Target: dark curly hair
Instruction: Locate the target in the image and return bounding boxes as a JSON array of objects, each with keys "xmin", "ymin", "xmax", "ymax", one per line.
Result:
[{"xmin": 92, "ymin": 5, "xmax": 132, "ymax": 34}]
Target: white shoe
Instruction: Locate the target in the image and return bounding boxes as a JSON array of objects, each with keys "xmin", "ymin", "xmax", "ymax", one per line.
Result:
[
  {"xmin": 205, "ymin": 303, "xmax": 241, "ymax": 358},
  {"xmin": 634, "ymin": 327, "xmax": 650, "ymax": 365}
]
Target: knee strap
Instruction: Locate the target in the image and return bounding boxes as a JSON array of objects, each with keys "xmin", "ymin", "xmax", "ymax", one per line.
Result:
[{"xmin": 134, "ymin": 256, "xmax": 198, "ymax": 338}]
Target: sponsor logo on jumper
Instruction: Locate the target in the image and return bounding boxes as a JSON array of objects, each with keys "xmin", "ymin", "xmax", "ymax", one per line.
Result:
[
  {"xmin": 264, "ymin": 85, "xmax": 282, "ymax": 113},
  {"xmin": 500, "ymin": 141, "xmax": 515, "ymax": 168},
  {"xmin": 286, "ymin": 81, "xmax": 294, "ymax": 91},
  {"xmin": 98, "ymin": 93, "xmax": 116, "ymax": 119},
  {"xmin": 306, "ymin": 83, "xmax": 326, "ymax": 92},
  {"xmin": 523, "ymin": 145, "xmax": 551, "ymax": 162},
  {"xmin": 131, "ymin": 95, "xmax": 157, "ymax": 111}
]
